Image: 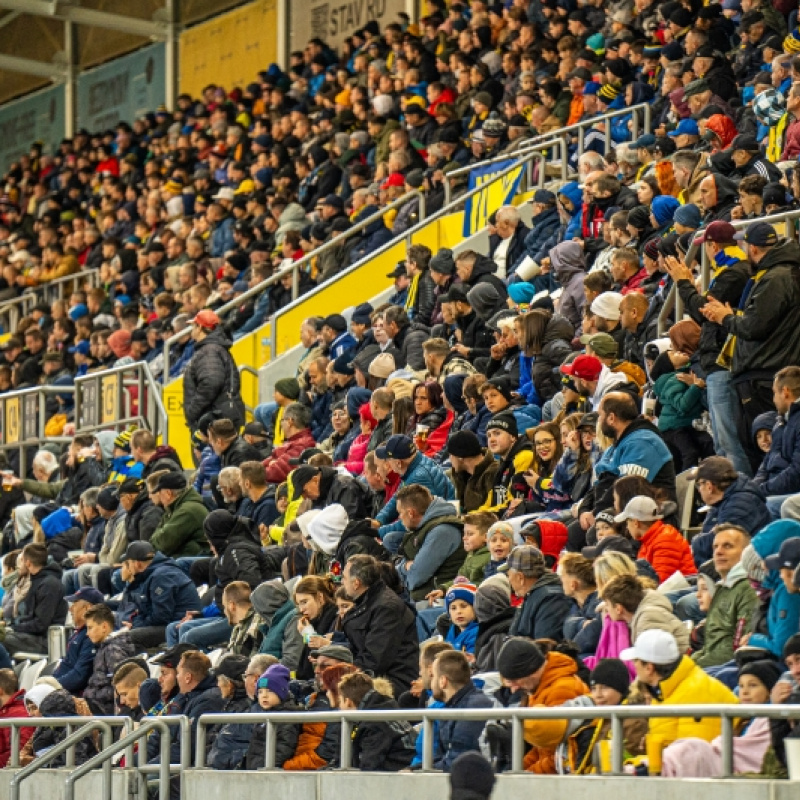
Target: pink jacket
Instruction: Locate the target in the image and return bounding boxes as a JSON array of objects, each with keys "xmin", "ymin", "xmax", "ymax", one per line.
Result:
[
  {"xmin": 582, "ymin": 617, "xmax": 636, "ymax": 679},
  {"xmin": 343, "ymin": 433, "xmax": 370, "ymax": 475}
]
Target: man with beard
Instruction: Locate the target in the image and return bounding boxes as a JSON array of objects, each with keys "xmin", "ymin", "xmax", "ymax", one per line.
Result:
[{"xmin": 572, "ymin": 392, "xmax": 675, "ymax": 548}]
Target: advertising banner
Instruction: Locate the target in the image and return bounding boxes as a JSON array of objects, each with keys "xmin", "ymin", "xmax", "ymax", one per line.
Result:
[
  {"xmin": 463, "ymin": 159, "xmax": 524, "ymax": 237},
  {"xmin": 0, "ymin": 84, "xmax": 64, "ymax": 174}
]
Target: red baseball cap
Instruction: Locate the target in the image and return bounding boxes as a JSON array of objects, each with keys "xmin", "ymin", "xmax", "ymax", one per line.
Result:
[
  {"xmin": 381, "ymin": 172, "xmax": 405, "ymax": 189},
  {"xmin": 561, "ymin": 354, "xmax": 603, "ymax": 382},
  {"xmin": 192, "ymin": 309, "xmax": 221, "ymax": 330},
  {"xmin": 692, "ymin": 220, "xmax": 737, "ymax": 246}
]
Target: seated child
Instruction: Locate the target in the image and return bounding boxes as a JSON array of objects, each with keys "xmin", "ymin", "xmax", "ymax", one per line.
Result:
[
  {"xmin": 483, "ymin": 521, "xmax": 514, "ymax": 579},
  {"xmin": 443, "ymin": 582, "xmax": 479, "ymax": 654},
  {"xmin": 83, "ymin": 604, "xmax": 136, "ymax": 715}
]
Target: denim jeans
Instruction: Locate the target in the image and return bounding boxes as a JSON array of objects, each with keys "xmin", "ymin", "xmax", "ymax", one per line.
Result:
[
  {"xmin": 253, "ymin": 401, "xmax": 278, "ymax": 432},
  {"xmin": 706, "ymin": 370, "xmax": 752, "ymax": 476},
  {"xmin": 62, "ymin": 568, "xmax": 80, "ymax": 595},
  {"xmin": 767, "ymin": 494, "xmax": 795, "ymax": 520},
  {"xmin": 165, "ymin": 616, "xmax": 232, "ymax": 649}
]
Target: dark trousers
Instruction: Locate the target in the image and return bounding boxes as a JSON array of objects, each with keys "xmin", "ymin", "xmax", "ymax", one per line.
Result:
[
  {"xmin": 734, "ymin": 379, "xmax": 775, "ymax": 473},
  {"xmin": 129, "ymin": 626, "xmax": 167, "ymax": 650},
  {"xmin": 661, "ymin": 427, "xmax": 715, "ymax": 474}
]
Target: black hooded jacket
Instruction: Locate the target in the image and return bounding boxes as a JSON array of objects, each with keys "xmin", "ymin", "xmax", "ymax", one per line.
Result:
[
  {"xmin": 465, "ymin": 254, "xmax": 509, "ymax": 300},
  {"xmin": 333, "ymin": 519, "xmax": 392, "ymax": 566},
  {"xmin": 125, "ymin": 489, "xmax": 164, "ymax": 543},
  {"xmin": 723, "ymin": 238, "xmax": 800, "ymax": 383},
  {"xmin": 314, "ymin": 466, "xmax": 370, "ymax": 519},
  {"xmin": 703, "ymin": 174, "xmax": 739, "ymax": 223},
  {"xmin": 350, "ymin": 690, "xmax": 416, "ymax": 771},
  {"xmin": 13, "ymin": 560, "xmax": 67, "ymax": 636}
]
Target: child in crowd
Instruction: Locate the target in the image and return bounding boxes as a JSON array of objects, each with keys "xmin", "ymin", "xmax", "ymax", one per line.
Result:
[
  {"xmin": 443, "ymin": 582, "xmax": 479, "ymax": 655},
  {"xmin": 246, "ymin": 664, "xmax": 302, "ymax": 769},
  {"xmin": 484, "ymin": 521, "xmax": 514, "ymax": 578},
  {"xmin": 333, "ymin": 586, "xmax": 354, "ymax": 628},
  {"xmin": 83, "ymin": 604, "xmax": 136, "ymax": 715},
  {"xmin": 594, "ymin": 511, "xmax": 620, "ymax": 539}
]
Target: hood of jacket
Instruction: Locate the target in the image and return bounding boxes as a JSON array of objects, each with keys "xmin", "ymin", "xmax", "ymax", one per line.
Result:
[
  {"xmin": 33, "ymin": 560, "xmax": 63, "ymax": 581},
  {"xmin": 358, "ymin": 688, "xmax": 397, "ymax": 711},
  {"xmin": 637, "ymin": 588, "xmax": 674, "ymax": 616},
  {"xmin": 150, "ymin": 444, "xmax": 182, "ymax": 468},
  {"xmin": 417, "ymin": 497, "xmax": 459, "ymax": 528},
  {"xmin": 752, "ymin": 411, "xmax": 778, "ymax": 442},
  {"xmin": 550, "ymin": 241, "xmax": 585, "ymax": 282},
  {"xmin": 755, "ymin": 238, "xmax": 800, "ymax": 273},
  {"xmin": 558, "ymin": 181, "xmax": 583, "ymax": 213},
  {"xmin": 278, "ymin": 203, "xmax": 306, "ymax": 227},
  {"xmin": 709, "ymin": 173, "xmax": 739, "ymax": 210},
  {"xmin": 720, "ymin": 560, "xmax": 749, "ymax": 588},
  {"xmin": 752, "ymin": 519, "xmax": 800, "ymax": 561},
  {"xmin": 15, "ymin": 505, "xmax": 34, "ymax": 539},
  {"xmin": 474, "ymin": 576, "xmax": 511, "ymax": 621},
  {"xmin": 40, "ymin": 689, "xmax": 77, "ymax": 717},
  {"xmin": 196, "ymin": 326, "xmax": 233, "ymax": 352},
  {"xmin": 719, "ymin": 474, "xmax": 767, "ymax": 507},
  {"xmin": 251, "ymin": 579, "xmax": 290, "ymax": 623},
  {"xmin": 470, "ymin": 254, "xmax": 500, "ymax": 282},
  {"xmin": 543, "ymin": 313, "xmax": 574, "ymax": 346}
]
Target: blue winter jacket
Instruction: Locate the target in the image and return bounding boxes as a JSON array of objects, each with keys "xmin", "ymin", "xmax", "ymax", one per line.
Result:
[
  {"xmin": 461, "ymin": 403, "xmax": 491, "ymax": 446},
  {"xmin": 234, "ymin": 290, "xmax": 271, "ymax": 339},
  {"xmin": 124, "ymin": 552, "xmax": 202, "ymax": 628},
  {"xmin": 515, "ymin": 206, "xmax": 561, "ymax": 270},
  {"xmin": 692, "ymin": 475, "xmax": 771, "ymax": 566},
  {"xmin": 377, "ymin": 452, "xmax": 455, "ymax": 535},
  {"xmin": 210, "ymin": 217, "xmax": 235, "ymax": 258},
  {"xmin": 435, "ymin": 683, "xmax": 494, "ymax": 772},
  {"xmin": 445, "ymin": 620, "xmax": 479, "ymax": 654},
  {"xmin": 52, "ymin": 626, "xmax": 96, "ymax": 694},
  {"xmin": 753, "ymin": 411, "xmax": 787, "ymax": 487},
  {"xmin": 749, "ymin": 520, "xmax": 800, "ymax": 656},
  {"xmin": 761, "ymin": 400, "xmax": 800, "ymax": 496}
]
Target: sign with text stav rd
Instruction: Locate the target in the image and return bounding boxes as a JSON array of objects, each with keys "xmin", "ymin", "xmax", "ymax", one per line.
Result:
[
  {"xmin": 77, "ymin": 43, "xmax": 166, "ymax": 132},
  {"xmin": 290, "ymin": 0, "xmax": 408, "ymax": 51}
]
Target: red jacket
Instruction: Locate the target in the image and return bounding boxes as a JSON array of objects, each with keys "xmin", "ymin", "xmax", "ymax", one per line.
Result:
[
  {"xmin": 619, "ymin": 267, "xmax": 648, "ymax": 296},
  {"xmin": 0, "ymin": 690, "xmax": 33, "ymax": 767},
  {"xmin": 416, "ymin": 409, "xmax": 454, "ymax": 458},
  {"xmin": 782, "ymin": 117, "xmax": 800, "ymax": 160},
  {"xmin": 263, "ymin": 428, "xmax": 317, "ymax": 484},
  {"xmin": 537, "ymin": 520, "xmax": 568, "ymax": 567},
  {"xmin": 637, "ymin": 520, "xmax": 696, "ymax": 583}
]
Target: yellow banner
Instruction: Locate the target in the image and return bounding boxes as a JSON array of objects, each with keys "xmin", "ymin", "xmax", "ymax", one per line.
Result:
[{"xmin": 179, "ymin": 0, "xmax": 278, "ymax": 99}]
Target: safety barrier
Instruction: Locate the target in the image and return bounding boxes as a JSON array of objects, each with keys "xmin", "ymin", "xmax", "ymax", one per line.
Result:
[
  {"xmin": 0, "ymin": 268, "xmax": 100, "ymax": 333},
  {"xmin": 64, "ymin": 716, "xmax": 191, "ymax": 800},
  {"xmin": 0, "ymin": 384, "xmax": 73, "ymax": 475},
  {"xmin": 74, "ymin": 361, "xmax": 167, "ymax": 441},
  {"xmin": 196, "ymin": 703, "xmax": 800, "ymax": 776},
  {"xmin": 658, "ymin": 206, "xmax": 800, "ymax": 335}
]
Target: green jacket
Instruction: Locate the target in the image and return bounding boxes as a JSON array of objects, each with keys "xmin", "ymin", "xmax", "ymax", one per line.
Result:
[
  {"xmin": 692, "ymin": 562, "xmax": 757, "ymax": 668},
  {"xmin": 440, "ymin": 546, "xmax": 491, "ymax": 592},
  {"xmin": 150, "ymin": 487, "xmax": 210, "ymax": 558},
  {"xmin": 21, "ymin": 478, "xmax": 64, "ymax": 499},
  {"xmin": 653, "ymin": 367, "xmax": 705, "ymax": 432}
]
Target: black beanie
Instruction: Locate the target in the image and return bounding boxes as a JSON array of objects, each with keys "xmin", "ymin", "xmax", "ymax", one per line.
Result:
[
  {"xmin": 497, "ymin": 637, "xmax": 545, "ymax": 680},
  {"xmin": 739, "ymin": 659, "xmax": 784, "ymax": 693},
  {"xmin": 97, "ymin": 485, "xmax": 120, "ymax": 512},
  {"xmin": 448, "ymin": 431, "xmax": 483, "ymax": 459},
  {"xmin": 203, "ymin": 509, "xmax": 238, "ymax": 550},
  {"xmin": 138, "ymin": 678, "xmax": 162, "ymax": 713},
  {"xmin": 430, "ymin": 248, "xmax": 456, "ymax": 275},
  {"xmin": 450, "ymin": 751, "xmax": 496, "ymax": 800},
  {"xmin": 783, "ymin": 633, "xmax": 800, "ymax": 660},
  {"xmin": 589, "ymin": 658, "xmax": 631, "ymax": 698}
]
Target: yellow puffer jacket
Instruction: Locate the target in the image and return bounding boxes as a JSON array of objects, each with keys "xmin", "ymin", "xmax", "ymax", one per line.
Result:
[{"xmin": 648, "ymin": 655, "xmax": 738, "ymax": 745}]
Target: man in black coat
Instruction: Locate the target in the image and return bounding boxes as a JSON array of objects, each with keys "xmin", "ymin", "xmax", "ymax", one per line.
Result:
[
  {"xmin": 120, "ymin": 478, "xmax": 163, "ymax": 544},
  {"xmin": 291, "ymin": 465, "xmax": 370, "ymax": 520},
  {"xmin": 183, "ymin": 310, "xmax": 245, "ymax": 433},
  {"xmin": 342, "ymin": 555, "xmax": 419, "ymax": 696},
  {"xmin": 0, "ymin": 543, "xmax": 67, "ymax": 658},
  {"xmin": 209, "ymin": 419, "xmax": 263, "ymax": 467},
  {"xmin": 442, "ymin": 285, "xmax": 495, "ymax": 365}
]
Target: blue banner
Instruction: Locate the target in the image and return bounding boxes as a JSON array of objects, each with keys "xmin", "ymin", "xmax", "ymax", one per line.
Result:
[
  {"xmin": 77, "ymin": 43, "xmax": 165, "ymax": 131},
  {"xmin": 0, "ymin": 85, "xmax": 65, "ymax": 175},
  {"xmin": 463, "ymin": 158, "xmax": 525, "ymax": 237}
]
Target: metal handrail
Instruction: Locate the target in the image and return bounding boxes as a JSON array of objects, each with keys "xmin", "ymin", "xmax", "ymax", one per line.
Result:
[
  {"xmin": 74, "ymin": 360, "xmax": 167, "ymax": 440},
  {"xmin": 658, "ymin": 206, "xmax": 800, "ymax": 335},
  {"xmin": 64, "ymin": 718, "xmax": 176, "ymax": 800},
  {"xmin": 268, "ymin": 149, "xmax": 548, "ymax": 359},
  {"xmin": 516, "ymin": 102, "xmax": 652, "ymax": 157},
  {"xmin": 9, "ymin": 719, "xmax": 114, "ymax": 800},
  {"xmin": 160, "ymin": 188, "xmax": 425, "ymax": 380},
  {"xmin": 443, "ymin": 137, "xmax": 567, "ymax": 205},
  {"xmin": 196, "ymin": 703, "xmax": 800, "ymax": 775}
]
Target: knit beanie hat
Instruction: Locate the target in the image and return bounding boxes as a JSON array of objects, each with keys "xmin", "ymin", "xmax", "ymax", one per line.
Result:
[
  {"xmin": 256, "ymin": 663, "xmax": 291, "ymax": 701},
  {"xmin": 450, "ymin": 752, "xmax": 496, "ymax": 800},
  {"xmin": 474, "ymin": 575, "xmax": 511, "ymax": 622},
  {"xmin": 430, "ymin": 248, "xmax": 456, "ymax": 275},
  {"xmin": 306, "ymin": 503, "xmax": 349, "ymax": 555},
  {"xmin": 507, "ymin": 282, "xmax": 536, "ymax": 305},
  {"xmin": 650, "ymin": 195, "xmax": 680, "ymax": 227},
  {"xmin": 359, "ymin": 402, "xmax": 377, "ymax": 427},
  {"xmin": 487, "ymin": 521, "xmax": 515, "ymax": 543},
  {"xmin": 783, "ymin": 633, "xmax": 800, "ymax": 660},
  {"xmin": 203, "ymin": 509, "xmax": 239, "ymax": 550},
  {"xmin": 643, "ymin": 238, "xmax": 660, "ymax": 261},
  {"xmin": 448, "ymin": 430, "xmax": 483, "ymax": 459},
  {"xmin": 275, "ymin": 377, "xmax": 301, "ymax": 400},
  {"xmin": 24, "ymin": 684, "xmax": 56, "ymax": 709},
  {"xmin": 497, "ymin": 637, "xmax": 545, "ymax": 680},
  {"xmin": 369, "ymin": 352, "xmax": 396, "ymax": 379},
  {"xmin": 674, "ymin": 203, "xmax": 701, "ymax": 228},
  {"xmin": 739, "ymin": 659, "xmax": 784, "ymax": 693},
  {"xmin": 741, "ymin": 543, "xmax": 767, "ymax": 584},
  {"xmin": 589, "ymin": 658, "xmax": 631, "ymax": 698},
  {"xmin": 445, "ymin": 581, "xmax": 477, "ymax": 609},
  {"xmin": 97, "ymin": 485, "xmax": 120, "ymax": 512},
  {"xmin": 114, "ymin": 428, "xmax": 134, "ymax": 451}
]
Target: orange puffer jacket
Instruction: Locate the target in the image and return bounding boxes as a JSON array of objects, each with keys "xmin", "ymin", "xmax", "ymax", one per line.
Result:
[{"xmin": 636, "ymin": 520, "xmax": 696, "ymax": 583}]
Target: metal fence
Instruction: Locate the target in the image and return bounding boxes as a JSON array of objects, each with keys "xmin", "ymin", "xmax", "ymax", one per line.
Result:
[{"xmin": 196, "ymin": 703, "xmax": 800, "ymax": 776}]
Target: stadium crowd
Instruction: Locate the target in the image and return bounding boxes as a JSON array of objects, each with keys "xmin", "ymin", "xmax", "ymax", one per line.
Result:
[{"xmin": 2, "ymin": 0, "xmax": 800, "ymax": 784}]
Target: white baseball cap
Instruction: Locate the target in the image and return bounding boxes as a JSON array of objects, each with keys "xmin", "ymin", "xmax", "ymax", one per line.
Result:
[
  {"xmin": 213, "ymin": 187, "xmax": 235, "ymax": 201},
  {"xmin": 619, "ymin": 629, "xmax": 680, "ymax": 664},
  {"xmin": 614, "ymin": 496, "xmax": 663, "ymax": 524}
]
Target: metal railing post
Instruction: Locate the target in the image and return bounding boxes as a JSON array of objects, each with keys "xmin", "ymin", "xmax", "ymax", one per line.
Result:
[
  {"xmin": 720, "ymin": 713, "xmax": 734, "ymax": 777},
  {"xmin": 610, "ymin": 712, "xmax": 624, "ymax": 775},
  {"xmin": 510, "ymin": 715, "xmax": 524, "ymax": 773},
  {"xmin": 339, "ymin": 716, "xmax": 352, "ymax": 770},
  {"xmin": 421, "ymin": 717, "xmax": 434, "ymax": 771}
]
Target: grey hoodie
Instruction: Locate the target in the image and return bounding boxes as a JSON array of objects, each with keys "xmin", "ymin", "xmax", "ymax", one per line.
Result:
[
  {"xmin": 550, "ymin": 241, "xmax": 587, "ymax": 330},
  {"xmin": 250, "ymin": 579, "xmax": 289, "ymax": 625}
]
